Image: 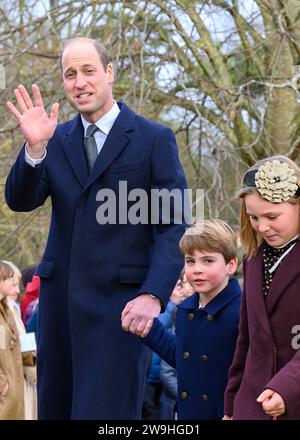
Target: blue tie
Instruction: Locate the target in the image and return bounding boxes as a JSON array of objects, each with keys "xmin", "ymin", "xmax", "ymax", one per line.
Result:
[{"xmin": 84, "ymin": 124, "xmax": 99, "ymax": 171}]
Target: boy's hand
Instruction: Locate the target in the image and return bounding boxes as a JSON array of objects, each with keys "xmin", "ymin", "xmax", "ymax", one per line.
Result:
[{"xmin": 257, "ymin": 389, "xmax": 285, "ymax": 417}]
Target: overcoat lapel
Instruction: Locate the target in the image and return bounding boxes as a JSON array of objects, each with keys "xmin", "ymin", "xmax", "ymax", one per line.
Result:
[
  {"xmin": 177, "ymin": 278, "xmax": 241, "ymax": 348},
  {"xmin": 265, "ymin": 241, "xmax": 300, "ymax": 315},
  {"xmin": 61, "ymin": 114, "xmax": 89, "ymax": 187},
  {"xmin": 60, "ymin": 102, "xmax": 135, "ymax": 191},
  {"xmin": 84, "ymin": 102, "xmax": 135, "ymax": 191}
]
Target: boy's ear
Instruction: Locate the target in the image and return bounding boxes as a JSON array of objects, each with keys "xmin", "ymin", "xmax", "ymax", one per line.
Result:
[{"xmin": 227, "ymin": 256, "xmax": 238, "ymax": 275}]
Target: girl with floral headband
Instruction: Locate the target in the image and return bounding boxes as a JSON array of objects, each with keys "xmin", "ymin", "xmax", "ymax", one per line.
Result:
[{"xmin": 224, "ymin": 154, "xmax": 300, "ymax": 420}]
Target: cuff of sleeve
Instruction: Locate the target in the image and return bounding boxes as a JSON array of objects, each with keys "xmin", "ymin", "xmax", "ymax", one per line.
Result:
[{"xmin": 25, "ymin": 144, "xmax": 47, "ymax": 167}]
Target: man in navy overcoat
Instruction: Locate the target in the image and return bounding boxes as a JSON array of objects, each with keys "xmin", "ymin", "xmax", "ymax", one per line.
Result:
[{"xmin": 5, "ymin": 37, "xmax": 187, "ymax": 419}]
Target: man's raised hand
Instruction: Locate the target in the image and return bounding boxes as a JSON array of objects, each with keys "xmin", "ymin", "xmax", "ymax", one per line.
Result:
[{"xmin": 7, "ymin": 84, "xmax": 59, "ymax": 158}]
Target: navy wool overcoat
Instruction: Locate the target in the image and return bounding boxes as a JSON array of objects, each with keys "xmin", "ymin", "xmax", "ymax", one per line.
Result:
[{"xmin": 5, "ymin": 102, "xmax": 187, "ymax": 419}]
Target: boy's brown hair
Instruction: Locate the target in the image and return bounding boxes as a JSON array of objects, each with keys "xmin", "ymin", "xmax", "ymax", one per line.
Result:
[{"xmin": 179, "ymin": 219, "xmax": 237, "ymax": 263}]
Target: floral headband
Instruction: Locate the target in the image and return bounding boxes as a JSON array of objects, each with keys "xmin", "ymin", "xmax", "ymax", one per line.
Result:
[{"xmin": 243, "ymin": 160, "xmax": 300, "ymax": 203}]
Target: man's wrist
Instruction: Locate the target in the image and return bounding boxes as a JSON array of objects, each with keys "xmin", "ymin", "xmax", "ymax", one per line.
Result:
[
  {"xmin": 142, "ymin": 293, "xmax": 162, "ymax": 306},
  {"xmin": 25, "ymin": 143, "xmax": 47, "ymax": 167},
  {"xmin": 26, "ymin": 142, "xmax": 47, "ymax": 159}
]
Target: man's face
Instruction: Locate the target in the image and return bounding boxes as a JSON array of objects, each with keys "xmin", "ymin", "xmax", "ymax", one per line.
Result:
[{"xmin": 62, "ymin": 41, "xmax": 114, "ymax": 123}]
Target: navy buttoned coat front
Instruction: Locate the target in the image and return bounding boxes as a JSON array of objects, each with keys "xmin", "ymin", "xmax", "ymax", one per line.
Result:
[
  {"xmin": 143, "ymin": 277, "xmax": 241, "ymax": 419},
  {"xmin": 5, "ymin": 102, "xmax": 187, "ymax": 419}
]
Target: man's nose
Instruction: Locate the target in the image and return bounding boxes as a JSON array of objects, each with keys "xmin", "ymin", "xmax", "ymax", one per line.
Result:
[{"xmin": 75, "ymin": 75, "xmax": 87, "ymax": 88}]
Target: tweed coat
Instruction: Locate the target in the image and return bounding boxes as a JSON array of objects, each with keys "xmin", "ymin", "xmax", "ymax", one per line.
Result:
[{"xmin": 0, "ymin": 298, "xmax": 25, "ymax": 419}]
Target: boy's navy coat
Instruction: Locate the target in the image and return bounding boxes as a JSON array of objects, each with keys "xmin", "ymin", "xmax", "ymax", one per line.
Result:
[
  {"xmin": 143, "ymin": 277, "xmax": 241, "ymax": 419},
  {"xmin": 5, "ymin": 102, "xmax": 187, "ymax": 419},
  {"xmin": 225, "ymin": 242, "xmax": 300, "ymax": 419}
]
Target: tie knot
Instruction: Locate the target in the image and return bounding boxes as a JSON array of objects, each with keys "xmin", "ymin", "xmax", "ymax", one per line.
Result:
[{"xmin": 86, "ymin": 124, "xmax": 98, "ymax": 137}]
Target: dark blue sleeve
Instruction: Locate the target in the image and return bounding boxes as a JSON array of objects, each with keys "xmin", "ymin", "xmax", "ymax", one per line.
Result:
[
  {"xmin": 5, "ymin": 144, "xmax": 50, "ymax": 212},
  {"xmin": 142, "ymin": 317, "xmax": 177, "ymax": 368},
  {"xmin": 137, "ymin": 126, "xmax": 188, "ymax": 309}
]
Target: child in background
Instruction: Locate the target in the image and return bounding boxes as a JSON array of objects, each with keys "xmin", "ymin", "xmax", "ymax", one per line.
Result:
[
  {"xmin": 0, "ymin": 261, "xmax": 25, "ymax": 419},
  {"xmin": 4, "ymin": 261, "xmax": 37, "ymax": 420},
  {"xmin": 224, "ymin": 155, "xmax": 300, "ymax": 420},
  {"xmin": 133, "ymin": 219, "xmax": 241, "ymax": 419},
  {"xmin": 3, "ymin": 261, "xmax": 21, "ymax": 316}
]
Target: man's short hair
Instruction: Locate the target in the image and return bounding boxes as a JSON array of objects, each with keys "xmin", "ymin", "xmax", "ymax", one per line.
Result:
[{"xmin": 61, "ymin": 37, "xmax": 111, "ymax": 71}]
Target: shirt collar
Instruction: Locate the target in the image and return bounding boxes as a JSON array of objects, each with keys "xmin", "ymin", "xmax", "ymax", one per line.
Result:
[
  {"xmin": 81, "ymin": 101, "xmax": 120, "ymax": 136},
  {"xmin": 177, "ymin": 277, "xmax": 241, "ymax": 316}
]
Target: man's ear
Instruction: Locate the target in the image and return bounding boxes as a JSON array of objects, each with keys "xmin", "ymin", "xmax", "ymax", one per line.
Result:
[
  {"xmin": 106, "ymin": 63, "xmax": 114, "ymax": 84},
  {"xmin": 227, "ymin": 256, "xmax": 238, "ymax": 276}
]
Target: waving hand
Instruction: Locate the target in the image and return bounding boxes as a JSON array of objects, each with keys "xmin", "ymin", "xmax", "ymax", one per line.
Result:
[{"xmin": 7, "ymin": 84, "xmax": 59, "ymax": 158}]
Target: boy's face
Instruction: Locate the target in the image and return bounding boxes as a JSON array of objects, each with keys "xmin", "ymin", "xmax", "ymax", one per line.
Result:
[{"xmin": 184, "ymin": 250, "xmax": 237, "ymax": 299}]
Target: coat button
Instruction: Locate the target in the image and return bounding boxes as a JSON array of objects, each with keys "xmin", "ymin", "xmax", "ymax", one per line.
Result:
[
  {"xmin": 201, "ymin": 394, "xmax": 209, "ymax": 401},
  {"xmin": 180, "ymin": 391, "xmax": 188, "ymax": 399},
  {"xmin": 188, "ymin": 313, "xmax": 194, "ymax": 320},
  {"xmin": 9, "ymin": 340, "xmax": 16, "ymax": 349},
  {"xmin": 183, "ymin": 351, "xmax": 190, "ymax": 359},
  {"xmin": 207, "ymin": 314, "xmax": 214, "ymax": 320},
  {"xmin": 201, "ymin": 354, "xmax": 208, "ymax": 362}
]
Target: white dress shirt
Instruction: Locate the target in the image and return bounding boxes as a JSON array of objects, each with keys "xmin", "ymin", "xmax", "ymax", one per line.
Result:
[{"xmin": 25, "ymin": 101, "xmax": 120, "ymax": 166}]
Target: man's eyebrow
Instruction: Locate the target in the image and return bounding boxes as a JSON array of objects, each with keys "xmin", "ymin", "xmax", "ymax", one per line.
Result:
[
  {"xmin": 64, "ymin": 64, "xmax": 95, "ymax": 74},
  {"xmin": 81, "ymin": 64, "xmax": 96, "ymax": 69},
  {"xmin": 63, "ymin": 67, "xmax": 75, "ymax": 75}
]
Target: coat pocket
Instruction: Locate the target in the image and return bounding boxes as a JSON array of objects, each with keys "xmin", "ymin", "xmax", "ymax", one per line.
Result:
[
  {"xmin": 109, "ymin": 159, "xmax": 145, "ymax": 174},
  {"xmin": 118, "ymin": 265, "xmax": 149, "ymax": 284},
  {"xmin": 35, "ymin": 260, "xmax": 55, "ymax": 279}
]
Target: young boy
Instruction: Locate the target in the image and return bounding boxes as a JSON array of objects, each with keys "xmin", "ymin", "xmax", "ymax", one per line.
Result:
[{"xmin": 139, "ymin": 219, "xmax": 241, "ymax": 419}]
